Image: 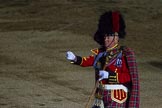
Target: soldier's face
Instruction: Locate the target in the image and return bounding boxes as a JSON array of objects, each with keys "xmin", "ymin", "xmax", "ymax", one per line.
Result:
[{"xmin": 104, "ymin": 35, "xmax": 119, "ymax": 48}]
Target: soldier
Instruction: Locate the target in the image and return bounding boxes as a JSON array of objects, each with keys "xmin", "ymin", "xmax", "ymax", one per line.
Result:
[{"xmin": 66, "ymin": 10, "xmax": 140, "ymax": 108}]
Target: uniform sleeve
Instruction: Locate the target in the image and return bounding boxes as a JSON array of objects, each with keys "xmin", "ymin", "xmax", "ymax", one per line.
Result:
[
  {"xmin": 125, "ymin": 48, "xmax": 140, "ymax": 108},
  {"xmin": 73, "ymin": 55, "xmax": 95, "ymax": 67}
]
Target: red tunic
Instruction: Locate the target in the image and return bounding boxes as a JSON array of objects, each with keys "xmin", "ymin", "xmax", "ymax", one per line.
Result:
[
  {"xmin": 73, "ymin": 46, "xmax": 139, "ymax": 108},
  {"xmin": 105, "ymin": 55, "xmax": 131, "ymax": 84}
]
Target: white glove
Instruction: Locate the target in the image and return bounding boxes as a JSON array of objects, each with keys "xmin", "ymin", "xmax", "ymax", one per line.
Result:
[
  {"xmin": 99, "ymin": 70, "xmax": 109, "ymax": 81},
  {"xmin": 66, "ymin": 51, "xmax": 76, "ymax": 61}
]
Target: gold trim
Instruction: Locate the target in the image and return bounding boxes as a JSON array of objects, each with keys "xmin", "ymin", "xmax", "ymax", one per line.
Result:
[
  {"xmin": 116, "ymin": 90, "xmax": 118, "ymax": 98},
  {"xmin": 83, "ymin": 57, "xmax": 87, "ymax": 61},
  {"xmin": 114, "ymin": 68, "xmax": 119, "ymax": 83},
  {"xmin": 119, "ymin": 90, "xmax": 121, "ymax": 100},
  {"xmin": 116, "ymin": 73, "xmax": 119, "ymax": 83},
  {"xmin": 91, "ymin": 48, "xmax": 99, "ymax": 55},
  {"xmin": 70, "ymin": 61, "xmax": 74, "ymax": 64},
  {"xmin": 80, "ymin": 57, "xmax": 84, "ymax": 65}
]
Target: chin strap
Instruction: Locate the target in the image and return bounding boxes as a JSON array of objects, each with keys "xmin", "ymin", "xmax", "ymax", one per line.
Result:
[{"xmin": 106, "ymin": 44, "xmax": 118, "ymax": 51}]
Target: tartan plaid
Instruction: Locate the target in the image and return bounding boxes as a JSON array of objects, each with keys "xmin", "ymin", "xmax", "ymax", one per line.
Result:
[
  {"xmin": 103, "ymin": 90, "xmax": 128, "ymax": 108},
  {"xmin": 124, "ymin": 47, "xmax": 140, "ymax": 108}
]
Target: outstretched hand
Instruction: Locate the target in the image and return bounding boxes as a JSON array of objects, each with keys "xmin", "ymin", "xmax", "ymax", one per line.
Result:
[{"xmin": 66, "ymin": 51, "xmax": 76, "ymax": 61}]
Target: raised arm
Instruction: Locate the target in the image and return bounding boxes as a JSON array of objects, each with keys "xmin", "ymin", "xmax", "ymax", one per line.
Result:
[{"xmin": 66, "ymin": 51, "xmax": 95, "ymax": 67}]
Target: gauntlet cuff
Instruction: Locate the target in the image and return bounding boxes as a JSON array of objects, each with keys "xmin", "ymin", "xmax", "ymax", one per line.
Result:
[{"xmin": 71, "ymin": 56, "xmax": 82, "ymax": 65}]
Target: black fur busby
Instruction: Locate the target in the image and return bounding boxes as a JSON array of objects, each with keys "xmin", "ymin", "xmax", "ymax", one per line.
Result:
[{"xmin": 94, "ymin": 10, "xmax": 126, "ymax": 45}]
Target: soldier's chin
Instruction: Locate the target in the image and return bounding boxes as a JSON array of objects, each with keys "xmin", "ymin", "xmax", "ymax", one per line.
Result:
[
  {"xmin": 105, "ymin": 44, "xmax": 110, "ymax": 48},
  {"xmin": 105, "ymin": 44, "xmax": 109, "ymax": 47}
]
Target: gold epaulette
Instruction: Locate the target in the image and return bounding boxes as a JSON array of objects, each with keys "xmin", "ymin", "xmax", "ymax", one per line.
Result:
[{"xmin": 91, "ymin": 48, "xmax": 99, "ymax": 55}]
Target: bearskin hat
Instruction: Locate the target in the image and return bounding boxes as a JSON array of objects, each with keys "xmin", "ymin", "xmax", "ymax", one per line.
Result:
[{"xmin": 94, "ymin": 10, "xmax": 126, "ymax": 45}]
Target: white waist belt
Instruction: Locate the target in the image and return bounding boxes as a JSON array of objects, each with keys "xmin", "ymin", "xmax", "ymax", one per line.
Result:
[{"xmin": 103, "ymin": 84, "xmax": 128, "ymax": 92}]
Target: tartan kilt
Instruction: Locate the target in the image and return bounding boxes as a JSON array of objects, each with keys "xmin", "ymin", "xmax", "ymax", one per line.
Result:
[{"xmin": 103, "ymin": 90, "xmax": 128, "ymax": 108}]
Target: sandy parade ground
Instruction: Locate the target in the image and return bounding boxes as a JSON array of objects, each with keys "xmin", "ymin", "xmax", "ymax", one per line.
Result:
[{"xmin": 0, "ymin": 0, "xmax": 162, "ymax": 108}]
